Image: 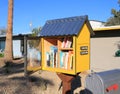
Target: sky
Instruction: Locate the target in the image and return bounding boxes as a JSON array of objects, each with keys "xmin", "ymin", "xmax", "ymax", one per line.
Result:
[{"xmin": 0, "ymin": 0, "xmax": 119, "ymax": 34}]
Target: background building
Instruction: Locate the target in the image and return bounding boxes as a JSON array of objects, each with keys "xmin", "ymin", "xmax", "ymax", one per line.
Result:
[{"xmin": 91, "ymin": 25, "xmax": 120, "ymax": 72}]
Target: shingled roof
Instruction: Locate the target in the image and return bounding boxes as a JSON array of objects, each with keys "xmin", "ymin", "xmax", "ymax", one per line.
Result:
[{"xmin": 39, "ymin": 15, "xmax": 93, "ymax": 37}]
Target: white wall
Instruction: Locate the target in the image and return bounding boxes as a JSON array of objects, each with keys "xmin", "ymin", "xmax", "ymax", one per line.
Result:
[
  {"xmin": 91, "ymin": 37, "xmax": 120, "ymax": 72},
  {"xmin": 13, "ymin": 40, "xmax": 22, "ymax": 58}
]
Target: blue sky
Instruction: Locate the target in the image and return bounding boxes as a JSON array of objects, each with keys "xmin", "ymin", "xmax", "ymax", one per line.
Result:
[{"xmin": 0, "ymin": 0, "xmax": 119, "ymax": 34}]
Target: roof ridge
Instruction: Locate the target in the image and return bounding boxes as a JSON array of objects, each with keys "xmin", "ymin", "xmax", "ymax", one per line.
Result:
[
  {"xmin": 39, "ymin": 15, "xmax": 92, "ymax": 37},
  {"xmin": 47, "ymin": 15, "xmax": 88, "ymax": 24}
]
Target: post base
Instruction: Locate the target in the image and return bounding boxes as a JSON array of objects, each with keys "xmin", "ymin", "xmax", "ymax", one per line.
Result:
[{"xmin": 57, "ymin": 73, "xmax": 76, "ymax": 94}]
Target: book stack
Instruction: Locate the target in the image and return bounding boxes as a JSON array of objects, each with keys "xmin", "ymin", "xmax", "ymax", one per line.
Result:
[
  {"xmin": 46, "ymin": 46, "xmax": 58, "ymax": 67},
  {"xmin": 60, "ymin": 51, "xmax": 73, "ymax": 70},
  {"xmin": 61, "ymin": 37, "xmax": 72, "ymax": 48},
  {"xmin": 45, "ymin": 37, "xmax": 73, "ymax": 70}
]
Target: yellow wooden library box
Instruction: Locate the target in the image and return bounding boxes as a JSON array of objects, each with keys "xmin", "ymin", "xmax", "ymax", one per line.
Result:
[
  {"xmin": 38, "ymin": 15, "xmax": 94, "ymax": 75},
  {"xmin": 27, "ymin": 15, "xmax": 94, "ymax": 75}
]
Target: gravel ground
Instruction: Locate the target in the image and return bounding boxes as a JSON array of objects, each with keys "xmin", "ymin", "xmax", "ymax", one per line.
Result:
[
  {"xmin": 0, "ymin": 61, "xmax": 62, "ymax": 94},
  {"xmin": 0, "ymin": 60, "xmax": 87, "ymax": 94}
]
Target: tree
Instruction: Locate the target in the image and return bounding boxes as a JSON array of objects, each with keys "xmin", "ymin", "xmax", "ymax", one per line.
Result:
[
  {"xmin": 118, "ymin": 0, "xmax": 120, "ymax": 7},
  {"xmin": 4, "ymin": 0, "xmax": 13, "ymax": 63},
  {"xmin": 0, "ymin": 27, "xmax": 6, "ymax": 35},
  {"xmin": 105, "ymin": 0, "xmax": 120, "ymax": 26},
  {"xmin": 28, "ymin": 27, "xmax": 41, "ymax": 48}
]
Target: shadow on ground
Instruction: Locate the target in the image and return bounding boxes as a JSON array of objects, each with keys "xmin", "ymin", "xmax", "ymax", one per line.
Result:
[
  {"xmin": 0, "ymin": 61, "xmax": 54, "ymax": 94},
  {"xmin": 10, "ymin": 76, "xmax": 54, "ymax": 94},
  {"xmin": 0, "ymin": 62, "xmax": 24, "ymax": 75},
  {"xmin": 0, "ymin": 75, "xmax": 54, "ymax": 94}
]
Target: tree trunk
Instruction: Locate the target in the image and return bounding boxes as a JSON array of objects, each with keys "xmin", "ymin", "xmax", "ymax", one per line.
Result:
[{"xmin": 4, "ymin": 0, "xmax": 14, "ymax": 63}]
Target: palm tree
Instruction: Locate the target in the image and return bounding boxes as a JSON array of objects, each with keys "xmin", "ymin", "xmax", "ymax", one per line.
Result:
[{"xmin": 4, "ymin": 0, "xmax": 14, "ymax": 63}]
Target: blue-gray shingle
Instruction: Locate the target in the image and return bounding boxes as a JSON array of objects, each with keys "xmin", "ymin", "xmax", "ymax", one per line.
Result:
[{"xmin": 39, "ymin": 15, "xmax": 91, "ymax": 37}]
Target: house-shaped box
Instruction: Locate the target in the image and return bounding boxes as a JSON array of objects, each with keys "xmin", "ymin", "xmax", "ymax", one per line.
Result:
[{"xmin": 39, "ymin": 15, "xmax": 94, "ymax": 75}]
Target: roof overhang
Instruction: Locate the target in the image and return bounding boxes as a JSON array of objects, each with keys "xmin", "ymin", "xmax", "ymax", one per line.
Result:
[
  {"xmin": 39, "ymin": 15, "xmax": 94, "ymax": 37},
  {"xmin": 93, "ymin": 25, "xmax": 120, "ymax": 31}
]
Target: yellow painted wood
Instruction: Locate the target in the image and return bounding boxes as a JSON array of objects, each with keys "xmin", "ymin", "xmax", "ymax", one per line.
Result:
[
  {"xmin": 42, "ymin": 67, "xmax": 75, "ymax": 75},
  {"xmin": 60, "ymin": 48, "xmax": 73, "ymax": 50},
  {"xmin": 41, "ymin": 36, "xmax": 76, "ymax": 74},
  {"xmin": 72, "ymin": 36, "xmax": 76, "ymax": 73},
  {"xmin": 27, "ymin": 66, "xmax": 42, "ymax": 72},
  {"xmin": 41, "ymin": 23, "xmax": 91, "ymax": 75},
  {"xmin": 76, "ymin": 23, "xmax": 90, "ymax": 73},
  {"xmin": 41, "ymin": 38, "xmax": 45, "ymax": 70}
]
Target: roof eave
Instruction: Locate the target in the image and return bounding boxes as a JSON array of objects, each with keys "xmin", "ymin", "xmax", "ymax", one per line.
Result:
[{"xmin": 93, "ymin": 25, "xmax": 120, "ymax": 31}]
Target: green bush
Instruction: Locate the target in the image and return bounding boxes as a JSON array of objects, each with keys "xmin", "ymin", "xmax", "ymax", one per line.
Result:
[
  {"xmin": 0, "ymin": 53, "xmax": 4, "ymax": 57},
  {"xmin": 115, "ymin": 50, "xmax": 120, "ymax": 57}
]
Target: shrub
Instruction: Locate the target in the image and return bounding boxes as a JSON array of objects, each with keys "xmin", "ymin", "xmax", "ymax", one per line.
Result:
[{"xmin": 0, "ymin": 53, "xmax": 4, "ymax": 57}]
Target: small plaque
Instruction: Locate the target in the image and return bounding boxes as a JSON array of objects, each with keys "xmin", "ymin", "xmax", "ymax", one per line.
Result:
[
  {"xmin": 80, "ymin": 46, "xmax": 88, "ymax": 50},
  {"xmin": 80, "ymin": 51, "xmax": 88, "ymax": 55}
]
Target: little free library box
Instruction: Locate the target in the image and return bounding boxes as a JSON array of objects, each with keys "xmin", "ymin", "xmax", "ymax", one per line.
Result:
[{"xmin": 27, "ymin": 15, "xmax": 94, "ymax": 75}]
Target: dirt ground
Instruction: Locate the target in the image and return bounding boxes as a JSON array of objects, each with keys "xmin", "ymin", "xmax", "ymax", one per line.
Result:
[{"xmin": 0, "ymin": 58, "xmax": 87, "ymax": 94}]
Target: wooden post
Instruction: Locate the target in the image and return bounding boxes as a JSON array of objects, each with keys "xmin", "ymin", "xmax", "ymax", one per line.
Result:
[
  {"xmin": 24, "ymin": 36, "xmax": 28, "ymax": 77},
  {"xmin": 57, "ymin": 73, "xmax": 76, "ymax": 94}
]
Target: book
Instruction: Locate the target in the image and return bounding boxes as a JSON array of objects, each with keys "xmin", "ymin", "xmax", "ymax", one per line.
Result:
[
  {"xmin": 50, "ymin": 51, "xmax": 54, "ymax": 67},
  {"xmin": 65, "ymin": 37, "xmax": 72, "ymax": 48},
  {"xmin": 60, "ymin": 51, "xmax": 64, "ymax": 68},
  {"xmin": 46, "ymin": 52, "xmax": 50, "ymax": 67},
  {"xmin": 55, "ymin": 52, "xmax": 58, "ymax": 67},
  {"xmin": 70, "ymin": 52, "xmax": 73, "ymax": 69},
  {"xmin": 61, "ymin": 37, "xmax": 67, "ymax": 48},
  {"xmin": 59, "ymin": 51, "xmax": 73, "ymax": 70},
  {"xmin": 68, "ymin": 38, "xmax": 72, "ymax": 48},
  {"xmin": 61, "ymin": 37, "xmax": 73, "ymax": 48},
  {"xmin": 65, "ymin": 51, "xmax": 73, "ymax": 70},
  {"xmin": 50, "ymin": 46, "xmax": 58, "ymax": 67},
  {"xmin": 64, "ymin": 52, "xmax": 69, "ymax": 69}
]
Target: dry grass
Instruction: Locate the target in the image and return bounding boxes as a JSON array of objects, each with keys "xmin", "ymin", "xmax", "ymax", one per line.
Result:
[
  {"xmin": 0, "ymin": 58, "xmax": 87, "ymax": 94},
  {"xmin": 0, "ymin": 75, "xmax": 52, "ymax": 94},
  {"xmin": 0, "ymin": 58, "xmax": 55, "ymax": 94}
]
